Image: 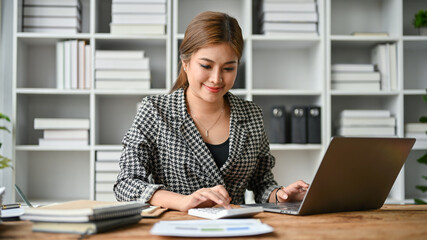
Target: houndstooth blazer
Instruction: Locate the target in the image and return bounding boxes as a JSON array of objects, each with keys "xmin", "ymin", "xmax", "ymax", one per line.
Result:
[{"xmin": 113, "ymin": 88, "xmax": 280, "ymax": 204}]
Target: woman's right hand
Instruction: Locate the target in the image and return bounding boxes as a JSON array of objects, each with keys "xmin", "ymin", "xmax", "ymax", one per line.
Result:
[{"xmin": 179, "ymin": 185, "xmax": 232, "ymax": 212}]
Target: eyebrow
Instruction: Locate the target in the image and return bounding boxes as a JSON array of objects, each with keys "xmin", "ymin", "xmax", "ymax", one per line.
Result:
[{"xmin": 198, "ymin": 57, "xmax": 237, "ymax": 65}]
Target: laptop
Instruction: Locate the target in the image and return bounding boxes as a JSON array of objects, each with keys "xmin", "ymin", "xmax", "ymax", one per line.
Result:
[{"xmin": 242, "ymin": 137, "xmax": 415, "ymax": 216}]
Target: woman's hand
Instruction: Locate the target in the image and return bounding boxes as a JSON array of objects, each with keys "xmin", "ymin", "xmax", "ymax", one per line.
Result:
[
  {"xmin": 179, "ymin": 185, "xmax": 232, "ymax": 212},
  {"xmin": 273, "ymin": 180, "xmax": 309, "ymax": 203}
]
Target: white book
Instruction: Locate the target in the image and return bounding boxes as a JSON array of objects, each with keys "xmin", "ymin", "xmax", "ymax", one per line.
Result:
[
  {"xmin": 95, "ymin": 70, "xmax": 151, "ymax": 80},
  {"xmin": 331, "ymin": 72, "xmax": 380, "ymax": 81},
  {"xmin": 96, "ymin": 151, "xmax": 122, "ymax": 161},
  {"xmin": 84, "ymin": 45, "xmax": 91, "ymax": 89},
  {"xmin": 337, "ymin": 127, "xmax": 395, "ymax": 136},
  {"xmin": 96, "ymin": 172, "xmax": 118, "ymax": 182},
  {"xmin": 331, "ymin": 82, "xmax": 380, "ymax": 91},
  {"xmin": 110, "ymin": 23, "xmax": 165, "ymax": 35},
  {"xmin": 70, "ymin": 40, "xmax": 78, "ymax": 89},
  {"xmin": 78, "ymin": 40, "xmax": 86, "ymax": 89},
  {"xmin": 389, "ymin": 43, "xmax": 397, "ymax": 91},
  {"xmin": 95, "ymin": 183, "xmax": 114, "ymax": 192},
  {"xmin": 112, "ymin": 14, "xmax": 166, "ymax": 24},
  {"xmin": 331, "ymin": 64, "xmax": 375, "ymax": 72},
  {"xmin": 337, "ymin": 117, "xmax": 396, "ymax": 127},
  {"xmin": 23, "ymin": 17, "xmax": 81, "ymax": 28},
  {"xmin": 405, "ymin": 133, "xmax": 427, "ymax": 139},
  {"xmin": 112, "ymin": 0, "xmax": 166, "ymax": 3},
  {"xmin": 262, "ymin": 31, "xmax": 317, "ymax": 37},
  {"xmin": 34, "ymin": 118, "xmax": 90, "ymax": 130},
  {"xmin": 371, "ymin": 44, "xmax": 390, "ymax": 91},
  {"xmin": 264, "ymin": 0, "xmax": 315, "ymax": 2},
  {"xmin": 23, "ymin": 6, "xmax": 80, "ymax": 18},
  {"xmin": 413, "ymin": 139, "xmax": 427, "ymax": 150},
  {"xmin": 43, "ymin": 129, "xmax": 89, "ymax": 140},
  {"xmin": 64, "ymin": 40, "xmax": 71, "ymax": 89},
  {"xmin": 95, "ymin": 50, "xmax": 145, "ymax": 59},
  {"xmin": 95, "ymin": 58, "xmax": 150, "ymax": 70},
  {"xmin": 262, "ymin": 12, "xmax": 318, "ymax": 22},
  {"xmin": 405, "ymin": 123, "xmax": 427, "ymax": 133},
  {"xmin": 262, "ymin": 22, "xmax": 317, "ymax": 32},
  {"xmin": 39, "ymin": 138, "xmax": 88, "ymax": 147},
  {"xmin": 96, "ymin": 162, "xmax": 120, "ymax": 172},
  {"xmin": 23, "ymin": 27, "xmax": 80, "ymax": 34},
  {"xmin": 95, "ymin": 192, "xmax": 117, "ymax": 202},
  {"xmin": 95, "ymin": 80, "xmax": 150, "ymax": 89},
  {"xmin": 340, "ymin": 110, "xmax": 391, "ymax": 118},
  {"xmin": 262, "ymin": 2, "xmax": 316, "ymax": 12},
  {"xmin": 56, "ymin": 41, "xmax": 64, "ymax": 90},
  {"xmin": 112, "ymin": 3, "xmax": 166, "ymax": 14},
  {"xmin": 24, "ymin": 0, "xmax": 81, "ymax": 8}
]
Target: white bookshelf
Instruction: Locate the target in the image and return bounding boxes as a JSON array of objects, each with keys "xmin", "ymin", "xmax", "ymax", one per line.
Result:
[{"xmin": 10, "ymin": 0, "xmax": 427, "ymax": 204}]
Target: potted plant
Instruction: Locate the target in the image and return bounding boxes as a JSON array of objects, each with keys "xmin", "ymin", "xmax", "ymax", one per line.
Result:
[
  {"xmin": 0, "ymin": 112, "xmax": 12, "ymax": 170},
  {"xmin": 414, "ymin": 90, "xmax": 427, "ymax": 204},
  {"xmin": 413, "ymin": 9, "xmax": 427, "ymax": 35}
]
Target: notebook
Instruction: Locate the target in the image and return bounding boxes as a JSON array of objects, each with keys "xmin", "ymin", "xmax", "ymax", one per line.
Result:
[{"xmin": 242, "ymin": 137, "xmax": 415, "ymax": 216}]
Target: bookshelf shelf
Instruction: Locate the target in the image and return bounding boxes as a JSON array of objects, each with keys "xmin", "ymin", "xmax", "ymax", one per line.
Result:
[{"xmin": 9, "ymin": 0, "xmax": 426, "ymax": 204}]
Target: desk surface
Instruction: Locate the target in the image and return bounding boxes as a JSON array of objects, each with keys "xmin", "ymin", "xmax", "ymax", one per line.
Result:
[{"xmin": 1, "ymin": 204, "xmax": 427, "ymax": 240}]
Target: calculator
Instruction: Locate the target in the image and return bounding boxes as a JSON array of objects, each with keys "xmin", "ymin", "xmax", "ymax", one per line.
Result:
[{"xmin": 188, "ymin": 207, "xmax": 263, "ymax": 220}]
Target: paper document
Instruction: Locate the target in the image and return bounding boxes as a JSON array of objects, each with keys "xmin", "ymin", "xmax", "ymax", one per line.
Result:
[{"xmin": 150, "ymin": 219, "xmax": 273, "ymax": 237}]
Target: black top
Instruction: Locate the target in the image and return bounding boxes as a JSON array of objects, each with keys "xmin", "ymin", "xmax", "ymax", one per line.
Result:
[{"xmin": 205, "ymin": 138, "xmax": 230, "ymax": 168}]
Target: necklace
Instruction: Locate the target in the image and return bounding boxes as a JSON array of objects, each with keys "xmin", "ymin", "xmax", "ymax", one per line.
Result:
[{"xmin": 191, "ymin": 107, "xmax": 224, "ymax": 137}]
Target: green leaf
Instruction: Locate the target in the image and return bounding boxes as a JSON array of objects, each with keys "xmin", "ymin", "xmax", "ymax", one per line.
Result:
[
  {"xmin": 420, "ymin": 116, "xmax": 427, "ymax": 123},
  {"xmin": 423, "ymin": 95, "xmax": 427, "ymax": 102},
  {"xmin": 417, "ymin": 153, "xmax": 427, "ymax": 165},
  {"xmin": 414, "ymin": 198, "xmax": 427, "ymax": 204},
  {"xmin": 0, "ymin": 155, "xmax": 12, "ymax": 169},
  {"xmin": 416, "ymin": 185, "xmax": 427, "ymax": 192},
  {"xmin": 423, "ymin": 176, "xmax": 427, "ymax": 181},
  {"xmin": 0, "ymin": 126, "xmax": 11, "ymax": 133},
  {"xmin": 0, "ymin": 113, "xmax": 10, "ymax": 122}
]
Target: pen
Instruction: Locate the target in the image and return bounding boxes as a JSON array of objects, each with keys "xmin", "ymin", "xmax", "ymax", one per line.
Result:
[{"xmin": 2, "ymin": 203, "xmax": 21, "ymax": 210}]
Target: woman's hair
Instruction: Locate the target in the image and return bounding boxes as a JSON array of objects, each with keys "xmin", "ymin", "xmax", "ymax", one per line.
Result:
[{"xmin": 170, "ymin": 11, "xmax": 244, "ymax": 92}]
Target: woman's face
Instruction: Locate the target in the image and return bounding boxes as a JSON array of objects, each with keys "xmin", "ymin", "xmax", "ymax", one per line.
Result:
[{"xmin": 183, "ymin": 42, "xmax": 239, "ymax": 104}]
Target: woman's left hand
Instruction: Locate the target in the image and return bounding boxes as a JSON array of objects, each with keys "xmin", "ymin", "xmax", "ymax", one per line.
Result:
[{"xmin": 275, "ymin": 180, "xmax": 309, "ymax": 203}]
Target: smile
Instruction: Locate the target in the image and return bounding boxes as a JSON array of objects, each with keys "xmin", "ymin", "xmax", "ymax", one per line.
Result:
[{"xmin": 204, "ymin": 84, "xmax": 222, "ymax": 93}]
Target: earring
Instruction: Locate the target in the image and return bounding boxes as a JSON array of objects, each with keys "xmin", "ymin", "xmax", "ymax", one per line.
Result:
[{"xmin": 183, "ymin": 67, "xmax": 186, "ymax": 71}]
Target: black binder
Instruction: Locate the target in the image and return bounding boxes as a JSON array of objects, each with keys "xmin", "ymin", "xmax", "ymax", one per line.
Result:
[
  {"xmin": 307, "ymin": 106, "xmax": 321, "ymax": 143},
  {"xmin": 269, "ymin": 106, "xmax": 287, "ymax": 143},
  {"xmin": 291, "ymin": 106, "xmax": 307, "ymax": 144}
]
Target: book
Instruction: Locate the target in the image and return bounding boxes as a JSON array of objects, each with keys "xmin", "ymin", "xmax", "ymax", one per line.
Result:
[
  {"xmin": 351, "ymin": 32, "xmax": 389, "ymax": 37},
  {"xmin": 262, "ymin": 2, "xmax": 316, "ymax": 12},
  {"xmin": 331, "ymin": 72, "xmax": 380, "ymax": 81},
  {"xmin": 23, "ymin": 6, "xmax": 80, "ymax": 18},
  {"xmin": 96, "ymin": 162, "xmax": 120, "ymax": 172},
  {"xmin": 337, "ymin": 126, "xmax": 395, "ymax": 136},
  {"xmin": 95, "ymin": 80, "xmax": 150, "ymax": 89},
  {"xmin": 95, "ymin": 58, "xmax": 150, "ymax": 70},
  {"xmin": 405, "ymin": 123, "xmax": 427, "ymax": 133},
  {"xmin": 64, "ymin": 41, "xmax": 71, "ymax": 89},
  {"xmin": 78, "ymin": 40, "xmax": 86, "ymax": 89},
  {"xmin": 21, "ymin": 200, "xmax": 147, "ymax": 222},
  {"xmin": 95, "ymin": 50, "xmax": 145, "ymax": 59},
  {"xmin": 389, "ymin": 43, "xmax": 397, "ymax": 91},
  {"xmin": 291, "ymin": 106, "xmax": 307, "ymax": 143},
  {"xmin": 34, "ymin": 118, "xmax": 90, "ymax": 130},
  {"xmin": 110, "ymin": 23, "xmax": 166, "ymax": 35},
  {"xmin": 269, "ymin": 106, "xmax": 287, "ymax": 143},
  {"xmin": 371, "ymin": 44, "xmax": 390, "ymax": 91},
  {"xmin": 337, "ymin": 117, "xmax": 396, "ymax": 127},
  {"xmin": 331, "ymin": 82, "xmax": 380, "ymax": 91},
  {"xmin": 38, "ymin": 138, "xmax": 88, "ymax": 147},
  {"xmin": 23, "ymin": 27, "xmax": 80, "ymax": 34},
  {"xmin": 95, "ymin": 70, "xmax": 151, "ymax": 80},
  {"xmin": 339, "ymin": 110, "xmax": 391, "ymax": 118},
  {"xmin": 331, "ymin": 64, "xmax": 375, "ymax": 72},
  {"xmin": 96, "ymin": 173, "xmax": 118, "ymax": 182},
  {"xmin": 70, "ymin": 40, "xmax": 78, "ymax": 89},
  {"xmin": 261, "ymin": 22, "xmax": 317, "ymax": 32},
  {"xmin": 56, "ymin": 41, "xmax": 64, "ymax": 89},
  {"xmin": 24, "ymin": 0, "xmax": 82, "ymax": 8},
  {"xmin": 261, "ymin": 31, "xmax": 318, "ymax": 37},
  {"xmin": 112, "ymin": 14, "xmax": 167, "ymax": 24},
  {"xmin": 262, "ymin": 12, "xmax": 318, "ymax": 22},
  {"xmin": 405, "ymin": 132, "xmax": 427, "ymax": 139},
  {"xmin": 307, "ymin": 106, "xmax": 321, "ymax": 144},
  {"xmin": 23, "ymin": 17, "xmax": 81, "ymax": 29},
  {"xmin": 32, "ymin": 214, "xmax": 141, "ymax": 235},
  {"xmin": 112, "ymin": 0, "xmax": 166, "ymax": 3},
  {"xmin": 43, "ymin": 129, "xmax": 89, "ymax": 139},
  {"xmin": 85, "ymin": 44, "xmax": 92, "ymax": 89},
  {"xmin": 112, "ymin": 3, "xmax": 166, "ymax": 14},
  {"xmin": 96, "ymin": 151, "xmax": 122, "ymax": 161}
]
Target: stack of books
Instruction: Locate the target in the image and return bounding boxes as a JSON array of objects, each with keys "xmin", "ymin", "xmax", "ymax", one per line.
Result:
[
  {"xmin": 34, "ymin": 118, "xmax": 90, "ymax": 147},
  {"xmin": 260, "ymin": 0, "xmax": 318, "ymax": 36},
  {"xmin": 336, "ymin": 110, "xmax": 396, "ymax": 137},
  {"xmin": 56, "ymin": 40, "xmax": 91, "ymax": 90},
  {"xmin": 331, "ymin": 64, "xmax": 380, "ymax": 91},
  {"xmin": 110, "ymin": 0, "xmax": 167, "ymax": 35},
  {"xmin": 23, "ymin": 0, "xmax": 82, "ymax": 34},
  {"xmin": 405, "ymin": 123, "xmax": 427, "ymax": 149},
  {"xmin": 95, "ymin": 50, "xmax": 151, "ymax": 90},
  {"xmin": 371, "ymin": 43, "xmax": 397, "ymax": 91},
  {"xmin": 21, "ymin": 200, "xmax": 147, "ymax": 234},
  {"xmin": 95, "ymin": 151, "xmax": 122, "ymax": 201}
]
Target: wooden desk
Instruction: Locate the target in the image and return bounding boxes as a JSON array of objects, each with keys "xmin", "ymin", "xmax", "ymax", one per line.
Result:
[{"xmin": 1, "ymin": 204, "xmax": 427, "ymax": 239}]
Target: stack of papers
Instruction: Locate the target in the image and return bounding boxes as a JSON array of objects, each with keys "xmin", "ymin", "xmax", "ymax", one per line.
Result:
[{"xmin": 150, "ymin": 219, "xmax": 273, "ymax": 237}]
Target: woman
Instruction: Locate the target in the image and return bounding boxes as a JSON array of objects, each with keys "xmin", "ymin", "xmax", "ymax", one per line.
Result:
[{"xmin": 114, "ymin": 11, "xmax": 308, "ymax": 212}]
